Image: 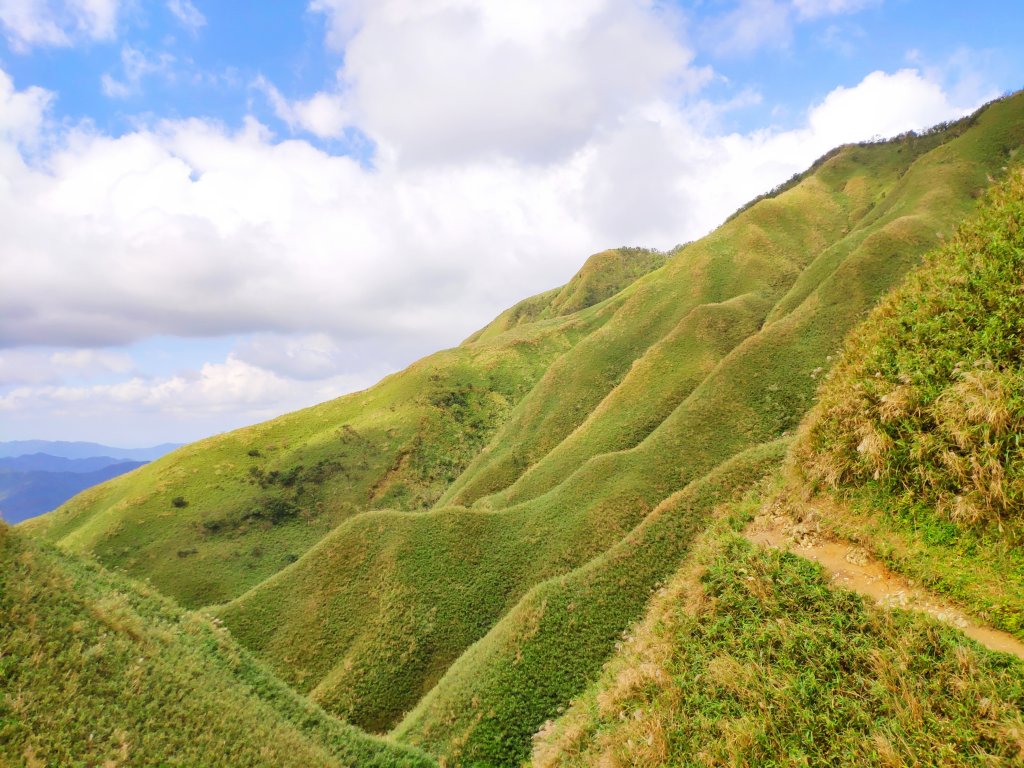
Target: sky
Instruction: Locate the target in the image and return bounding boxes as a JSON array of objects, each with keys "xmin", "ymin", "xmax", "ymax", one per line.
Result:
[{"xmin": 0, "ymin": 0, "xmax": 1020, "ymax": 447}]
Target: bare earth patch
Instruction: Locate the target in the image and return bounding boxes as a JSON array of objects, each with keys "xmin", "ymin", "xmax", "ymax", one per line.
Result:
[{"xmin": 745, "ymin": 513, "xmax": 1024, "ymax": 660}]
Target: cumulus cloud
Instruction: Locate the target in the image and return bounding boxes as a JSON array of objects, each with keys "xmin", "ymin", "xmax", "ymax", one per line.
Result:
[
  {"xmin": 806, "ymin": 68, "xmax": 963, "ymax": 141},
  {"xmin": 255, "ymin": 77, "xmax": 349, "ymax": 139},
  {"xmin": 0, "ymin": 68, "xmax": 52, "ymax": 142},
  {"xmin": 309, "ymin": 0, "xmax": 705, "ymax": 164},
  {"xmin": 0, "ymin": 352, "xmax": 386, "ymax": 443},
  {"xmin": 235, "ymin": 333, "xmax": 348, "ymax": 381},
  {"xmin": 0, "ymin": 65, "xmax": 979, "ymax": 353},
  {"xmin": 0, "ymin": 347, "xmax": 133, "ymax": 385},
  {"xmin": 0, "ymin": 0, "xmax": 119, "ymax": 50}
]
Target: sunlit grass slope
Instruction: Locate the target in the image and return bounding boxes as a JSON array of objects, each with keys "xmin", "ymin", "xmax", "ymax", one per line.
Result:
[
  {"xmin": 533, "ymin": 524, "xmax": 1024, "ymax": 768},
  {"xmin": 440, "ymin": 96, "xmax": 1024, "ymax": 510},
  {"xmin": 219, "ymin": 93, "xmax": 1024, "ymax": 765},
  {"xmin": 0, "ymin": 522, "xmax": 435, "ymax": 768},
  {"xmin": 535, "ymin": 147, "xmax": 1024, "ymax": 768},
  {"xmin": 788, "ymin": 160, "xmax": 1024, "ymax": 639},
  {"xmin": 465, "ymin": 246, "xmax": 668, "ymax": 344},
  {"xmin": 23, "ymin": 288, "xmax": 622, "ymax": 606}
]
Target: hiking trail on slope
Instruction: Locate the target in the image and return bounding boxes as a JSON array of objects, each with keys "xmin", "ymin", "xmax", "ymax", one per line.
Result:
[{"xmin": 745, "ymin": 514, "xmax": 1024, "ymax": 661}]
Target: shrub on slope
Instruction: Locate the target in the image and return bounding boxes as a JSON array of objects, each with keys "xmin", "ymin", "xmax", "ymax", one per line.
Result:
[
  {"xmin": 533, "ymin": 528, "xmax": 1024, "ymax": 767},
  {"xmin": 799, "ymin": 164, "xmax": 1024, "ymax": 524},
  {"xmin": 0, "ymin": 522, "xmax": 435, "ymax": 768}
]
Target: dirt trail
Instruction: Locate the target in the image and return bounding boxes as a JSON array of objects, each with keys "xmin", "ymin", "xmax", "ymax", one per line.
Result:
[{"xmin": 745, "ymin": 516, "xmax": 1024, "ymax": 661}]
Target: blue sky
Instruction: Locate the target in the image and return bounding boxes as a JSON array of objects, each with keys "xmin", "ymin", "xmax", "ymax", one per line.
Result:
[{"xmin": 0, "ymin": 0, "xmax": 1020, "ymax": 446}]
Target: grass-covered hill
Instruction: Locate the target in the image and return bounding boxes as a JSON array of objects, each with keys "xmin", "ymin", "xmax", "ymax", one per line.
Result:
[
  {"xmin": 16, "ymin": 91, "xmax": 1024, "ymax": 766},
  {"xmin": 534, "ymin": 126, "xmax": 1024, "ymax": 768},
  {"xmin": 0, "ymin": 521, "xmax": 435, "ymax": 768},
  {"xmin": 532, "ymin": 522, "xmax": 1024, "ymax": 768},
  {"xmin": 21, "ymin": 295, "xmax": 620, "ymax": 606},
  {"xmin": 788, "ymin": 157, "xmax": 1024, "ymax": 641}
]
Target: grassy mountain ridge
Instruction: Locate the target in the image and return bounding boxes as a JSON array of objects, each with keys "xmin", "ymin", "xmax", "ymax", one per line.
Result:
[
  {"xmin": 463, "ymin": 247, "xmax": 668, "ymax": 344},
  {"xmin": 534, "ymin": 116, "xmax": 1024, "ymax": 768},
  {"xmin": 0, "ymin": 521, "xmax": 435, "ymax": 767},
  {"xmin": 18, "ymin": 91, "xmax": 1024, "ymax": 766}
]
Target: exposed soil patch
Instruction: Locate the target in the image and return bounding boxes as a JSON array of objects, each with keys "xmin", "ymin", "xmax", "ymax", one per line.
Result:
[{"xmin": 745, "ymin": 514, "xmax": 1024, "ymax": 660}]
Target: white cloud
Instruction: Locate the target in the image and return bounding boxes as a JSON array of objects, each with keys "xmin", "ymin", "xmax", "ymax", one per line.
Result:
[
  {"xmin": 309, "ymin": 0, "xmax": 703, "ymax": 164},
  {"xmin": 235, "ymin": 333, "xmax": 348, "ymax": 381},
  {"xmin": 255, "ymin": 77, "xmax": 349, "ymax": 139},
  {"xmin": 0, "ymin": 347, "xmax": 133, "ymax": 385},
  {"xmin": 0, "ymin": 68, "xmax": 52, "ymax": 142},
  {"xmin": 702, "ymin": 0, "xmax": 882, "ymax": 57},
  {"xmin": 703, "ymin": 0, "xmax": 793, "ymax": 57},
  {"xmin": 0, "ymin": 0, "xmax": 119, "ymax": 50},
  {"xmin": 166, "ymin": 0, "xmax": 204, "ymax": 32},
  {"xmin": 806, "ymin": 68, "xmax": 964, "ymax": 141},
  {"xmin": 0, "ymin": 352, "xmax": 386, "ymax": 443},
  {"xmin": 0, "ymin": 64, "xmax": 981, "ymax": 354},
  {"xmin": 793, "ymin": 0, "xmax": 880, "ymax": 19},
  {"xmin": 101, "ymin": 46, "xmax": 176, "ymax": 98}
]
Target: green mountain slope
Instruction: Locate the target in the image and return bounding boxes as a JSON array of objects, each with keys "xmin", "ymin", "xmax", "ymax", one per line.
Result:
[
  {"xmin": 788, "ymin": 159, "xmax": 1024, "ymax": 639},
  {"xmin": 0, "ymin": 522, "xmax": 435, "ymax": 768},
  {"xmin": 533, "ymin": 152, "xmax": 1024, "ymax": 768},
  {"xmin": 21, "ymin": 292, "xmax": 620, "ymax": 606},
  {"xmin": 532, "ymin": 524, "xmax": 1024, "ymax": 768},
  {"xmin": 20, "ymin": 92, "xmax": 1024, "ymax": 767}
]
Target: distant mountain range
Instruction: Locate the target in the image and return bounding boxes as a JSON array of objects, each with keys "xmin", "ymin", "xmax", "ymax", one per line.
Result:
[
  {"xmin": 0, "ymin": 440, "xmax": 180, "ymax": 462},
  {"xmin": 0, "ymin": 441, "xmax": 180, "ymax": 524}
]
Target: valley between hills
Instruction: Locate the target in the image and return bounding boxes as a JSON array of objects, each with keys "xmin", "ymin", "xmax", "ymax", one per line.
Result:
[{"xmin": 5, "ymin": 90, "xmax": 1024, "ymax": 767}]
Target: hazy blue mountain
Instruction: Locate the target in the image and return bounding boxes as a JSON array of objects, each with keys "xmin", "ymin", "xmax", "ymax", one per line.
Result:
[
  {"xmin": 0, "ymin": 462, "xmax": 146, "ymax": 524},
  {"xmin": 0, "ymin": 441, "xmax": 179, "ymax": 461},
  {"xmin": 0, "ymin": 454, "xmax": 130, "ymax": 473},
  {"xmin": 0, "ymin": 441, "xmax": 177, "ymax": 523}
]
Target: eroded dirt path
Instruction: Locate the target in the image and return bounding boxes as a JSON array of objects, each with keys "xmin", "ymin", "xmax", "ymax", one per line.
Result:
[{"xmin": 745, "ymin": 516, "xmax": 1024, "ymax": 661}]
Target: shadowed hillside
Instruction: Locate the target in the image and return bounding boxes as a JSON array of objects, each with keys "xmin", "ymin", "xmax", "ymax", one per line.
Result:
[{"xmin": 20, "ymin": 91, "xmax": 1024, "ymax": 766}]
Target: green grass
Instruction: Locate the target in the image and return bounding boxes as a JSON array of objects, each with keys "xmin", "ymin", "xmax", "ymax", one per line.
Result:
[
  {"xmin": 799, "ymin": 162, "xmax": 1024, "ymax": 522},
  {"xmin": 534, "ymin": 526, "xmax": 1024, "ymax": 768},
  {"xmin": 0, "ymin": 522, "xmax": 436, "ymax": 768},
  {"xmin": 392, "ymin": 440, "xmax": 787, "ymax": 767},
  {"xmin": 791, "ymin": 148, "xmax": 1024, "ymax": 639}
]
